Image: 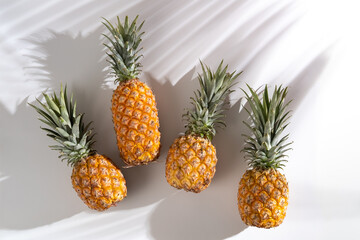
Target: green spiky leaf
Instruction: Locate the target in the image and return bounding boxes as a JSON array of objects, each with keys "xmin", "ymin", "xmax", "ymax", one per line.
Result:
[
  {"xmin": 103, "ymin": 15, "xmax": 144, "ymax": 83},
  {"xmin": 184, "ymin": 60, "xmax": 242, "ymax": 140},
  {"xmin": 242, "ymin": 85, "xmax": 292, "ymax": 170},
  {"xmin": 29, "ymin": 85, "xmax": 95, "ymax": 166}
]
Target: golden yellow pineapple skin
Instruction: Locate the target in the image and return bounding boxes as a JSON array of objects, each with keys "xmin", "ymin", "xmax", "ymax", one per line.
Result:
[
  {"xmin": 71, "ymin": 154, "xmax": 127, "ymax": 211},
  {"xmin": 112, "ymin": 78, "xmax": 161, "ymax": 166},
  {"xmin": 238, "ymin": 168, "xmax": 289, "ymax": 228},
  {"xmin": 165, "ymin": 135, "xmax": 217, "ymax": 193}
]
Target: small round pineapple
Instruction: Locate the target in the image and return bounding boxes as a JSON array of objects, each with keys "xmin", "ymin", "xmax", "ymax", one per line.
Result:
[
  {"xmin": 166, "ymin": 61, "xmax": 242, "ymax": 193},
  {"xmin": 72, "ymin": 154, "xmax": 127, "ymax": 211},
  {"xmin": 166, "ymin": 135, "xmax": 217, "ymax": 193},
  {"xmin": 30, "ymin": 86, "xmax": 127, "ymax": 211},
  {"xmin": 103, "ymin": 16, "xmax": 161, "ymax": 166},
  {"xmin": 238, "ymin": 85, "xmax": 292, "ymax": 228}
]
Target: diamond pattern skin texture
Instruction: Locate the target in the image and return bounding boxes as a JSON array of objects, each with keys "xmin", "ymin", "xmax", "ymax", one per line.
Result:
[
  {"xmin": 112, "ymin": 78, "xmax": 161, "ymax": 166},
  {"xmin": 165, "ymin": 135, "xmax": 217, "ymax": 193},
  {"xmin": 238, "ymin": 169, "xmax": 289, "ymax": 228},
  {"xmin": 72, "ymin": 154, "xmax": 127, "ymax": 211}
]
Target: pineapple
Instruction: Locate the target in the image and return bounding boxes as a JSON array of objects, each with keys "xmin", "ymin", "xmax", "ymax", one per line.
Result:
[
  {"xmin": 30, "ymin": 86, "xmax": 127, "ymax": 211},
  {"xmin": 165, "ymin": 61, "xmax": 241, "ymax": 193},
  {"xmin": 103, "ymin": 16, "xmax": 160, "ymax": 166},
  {"xmin": 238, "ymin": 85, "xmax": 292, "ymax": 228}
]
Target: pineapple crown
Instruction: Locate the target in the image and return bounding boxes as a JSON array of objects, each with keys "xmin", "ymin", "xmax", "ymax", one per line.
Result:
[
  {"xmin": 242, "ymin": 84, "xmax": 293, "ymax": 170},
  {"xmin": 103, "ymin": 15, "xmax": 144, "ymax": 83},
  {"xmin": 29, "ymin": 85, "xmax": 95, "ymax": 166},
  {"xmin": 184, "ymin": 60, "xmax": 242, "ymax": 141}
]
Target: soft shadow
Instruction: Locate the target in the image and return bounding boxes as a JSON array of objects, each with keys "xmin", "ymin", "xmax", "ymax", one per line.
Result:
[
  {"xmin": 149, "ymin": 189, "xmax": 248, "ymax": 240},
  {"xmin": 0, "ymin": 28, "xmax": 118, "ymax": 229},
  {"xmin": 25, "ymin": 28, "xmax": 118, "ymax": 163},
  {"xmin": 286, "ymin": 47, "xmax": 333, "ymax": 110},
  {"xmin": 0, "ymin": 100, "xmax": 84, "ymax": 229}
]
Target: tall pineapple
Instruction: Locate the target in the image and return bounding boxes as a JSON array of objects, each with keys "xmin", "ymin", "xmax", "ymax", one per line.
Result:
[
  {"xmin": 103, "ymin": 16, "xmax": 160, "ymax": 166},
  {"xmin": 166, "ymin": 61, "xmax": 241, "ymax": 193},
  {"xmin": 238, "ymin": 85, "xmax": 292, "ymax": 228},
  {"xmin": 30, "ymin": 86, "xmax": 127, "ymax": 211}
]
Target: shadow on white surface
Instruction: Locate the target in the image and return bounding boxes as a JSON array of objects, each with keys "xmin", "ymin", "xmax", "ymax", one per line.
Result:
[
  {"xmin": 0, "ymin": 27, "xmax": 114, "ymax": 229},
  {"xmin": 286, "ymin": 47, "xmax": 333, "ymax": 110},
  {"xmin": 0, "ymin": 100, "xmax": 85, "ymax": 229}
]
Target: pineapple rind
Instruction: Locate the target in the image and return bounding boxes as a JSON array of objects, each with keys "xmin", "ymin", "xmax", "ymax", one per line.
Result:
[
  {"xmin": 238, "ymin": 169, "xmax": 288, "ymax": 228},
  {"xmin": 72, "ymin": 154, "xmax": 127, "ymax": 211},
  {"xmin": 112, "ymin": 78, "xmax": 160, "ymax": 165},
  {"xmin": 166, "ymin": 135, "xmax": 217, "ymax": 193}
]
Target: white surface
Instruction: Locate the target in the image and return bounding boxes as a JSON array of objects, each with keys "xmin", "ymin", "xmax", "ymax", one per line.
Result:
[{"xmin": 1, "ymin": 0, "xmax": 360, "ymax": 239}]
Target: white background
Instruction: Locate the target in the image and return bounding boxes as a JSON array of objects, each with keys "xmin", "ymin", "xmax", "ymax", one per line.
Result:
[{"xmin": 1, "ymin": 0, "xmax": 360, "ymax": 239}]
